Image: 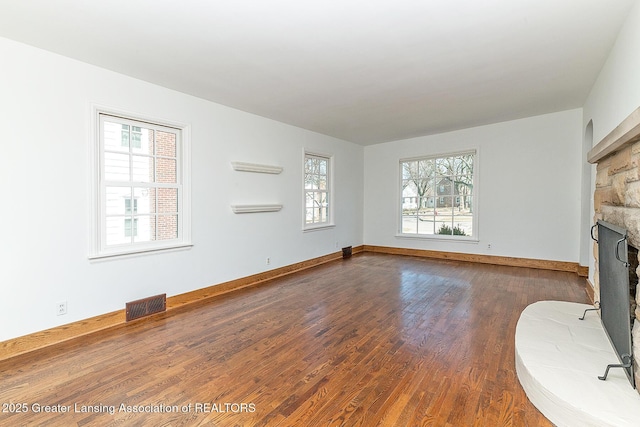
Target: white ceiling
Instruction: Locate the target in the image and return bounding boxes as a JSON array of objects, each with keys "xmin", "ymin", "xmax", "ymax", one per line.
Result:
[{"xmin": 0, "ymin": 0, "xmax": 636, "ymax": 145}]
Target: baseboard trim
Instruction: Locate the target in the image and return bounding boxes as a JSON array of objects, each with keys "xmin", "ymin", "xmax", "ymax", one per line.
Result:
[
  {"xmin": 0, "ymin": 245, "xmax": 364, "ymax": 363},
  {"xmin": 577, "ymin": 265, "xmax": 589, "ymax": 278},
  {"xmin": 0, "ymin": 245, "xmax": 586, "ymax": 363},
  {"xmin": 364, "ymin": 245, "xmax": 584, "ymax": 274}
]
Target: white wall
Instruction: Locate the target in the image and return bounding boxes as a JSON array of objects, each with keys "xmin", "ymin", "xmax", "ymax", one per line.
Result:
[
  {"xmin": 583, "ymin": 0, "xmax": 640, "ymax": 144},
  {"xmin": 0, "ymin": 37, "xmax": 364, "ymax": 342},
  {"xmin": 582, "ymin": 0, "xmax": 640, "ymax": 282},
  {"xmin": 363, "ymin": 109, "xmax": 583, "ymax": 262},
  {"xmin": 6, "ymin": 0, "xmax": 638, "ymax": 342}
]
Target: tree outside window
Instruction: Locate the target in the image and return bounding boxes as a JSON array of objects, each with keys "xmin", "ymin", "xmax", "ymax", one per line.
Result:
[
  {"xmin": 401, "ymin": 152, "xmax": 475, "ymax": 237},
  {"xmin": 304, "ymin": 153, "xmax": 331, "ymax": 227}
]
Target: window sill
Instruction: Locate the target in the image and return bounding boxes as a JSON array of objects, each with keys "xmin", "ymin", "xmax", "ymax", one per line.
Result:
[
  {"xmin": 395, "ymin": 233, "xmax": 479, "ymax": 243},
  {"xmin": 88, "ymin": 243, "xmax": 193, "ymax": 262}
]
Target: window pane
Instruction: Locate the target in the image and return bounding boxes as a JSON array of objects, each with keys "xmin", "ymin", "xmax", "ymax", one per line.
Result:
[
  {"xmin": 156, "ymin": 158, "xmax": 176, "ymax": 183},
  {"xmin": 134, "ymin": 215, "xmax": 156, "ymax": 243},
  {"xmin": 318, "ymin": 158, "xmax": 327, "ymax": 175},
  {"xmin": 124, "ymin": 218, "xmax": 138, "ymax": 237},
  {"xmin": 319, "ymin": 205, "xmax": 328, "ymax": 222},
  {"xmin": 418, "ymin": 159, "xmax": 432, "ymax": 178},
  {"xmin": 402, "ymin": 180, "xmax": 417, "ymax": 196},
  {"xmin": 106, "ymin": 216, "xmax": 131, "ymax": 246},
  {"xmin": 308, "ymin": 157, "xmax": 318, "ymax": 170},
  {"xmin": 455, "ymin": 175, "xmax": 473, "ymax": 193},
  {"xmin": 402, "ymin": 182, "xmax": 418, "ymax": 213},
  {"xmin": 157, "ymin": 215, "xmax": 178, "ymax": 240},
  {"xmin": 314, "ymin": 191, "xmax": 326, "ymax": 206},
  {"xmin": 417, "ymin": 216, "xmax": 435, "ymax": 235},
  {"xmin": 453, "ymin": 220, "xmax": 472, "ymax": 236},
  {"xmin": 132, "ymin": 155, "xmax": 154, "ymax": 182},
  {"xmin": 317, "ymin": 175, "xmax": 327, "ymax": 190},
  {"xmin": 103, "ymin": 121, "xmax": 129, "ymax": 152},
  {"xmin": 158, "ymin": 188, "xmax": 178, "ymax": 213},
  {"xmin": 134, "ymin": 187, "xmax": 155, "ymax": 214},
  {"xmin": 156, "ymin": 131, "xmax": 176, "ymax": 157},
  {"xmin": 124, "ymin": 198, "xmax": 133, "ymax": 215},
  {"xmin": 305, "ymin": 158, "xmax": 314, "ymax": 174},
  {"xmin": 305, "ymin": 174, "xmax": 317, "ymax": 190},
  {"xmin": 402, "ymin": 161, "xmax": 415, "ymax": 180},
  {"xmin": 121, "ymin": 126, "xmax": 129, "ymax": 148},
  {"xmin": 132, "ymin": 127, "xmax": 154, "ymax": 155},
  {"xmin": 437, "ymin": 196, "xmax": 452, "ymax": 209},
  {"xmin": 435, "ymin": 219, "xmax": 453, "ymax": 235},
  {"xmin": 105, "ymin": 187, "xmax": 131, "ymax": 215},
  {"xmin": 131, "ymin": 128, "xmax": 142, "ymax": 150},
  {"xmin": 456, "ymin": 154, "xmax": 473, "ymax": 174},
  {"xmin": 104, "ymin": 152, "xmax": 130, "ymax": 181},
  {"xmin": 402, "ymin": 214, "xmax": 418, "ymax": 234}
]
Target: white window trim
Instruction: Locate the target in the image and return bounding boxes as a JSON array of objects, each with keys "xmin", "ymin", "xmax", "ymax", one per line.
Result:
[
  {"xmin": 303, "ymin": 150, "xmax": 335, "ymax": 231},
  {"xmin": 396, "ymin": 148, "xmax": 479, "ymax": 242},
  {"xmin": 88, "ymin": 105, "xmax": 192, "ymax": 260}
]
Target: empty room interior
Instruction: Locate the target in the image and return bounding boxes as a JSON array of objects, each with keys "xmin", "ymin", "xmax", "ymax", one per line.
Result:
[{"xmin": 2, "ymin": 1, "xmax": 640, "ymax": 425}]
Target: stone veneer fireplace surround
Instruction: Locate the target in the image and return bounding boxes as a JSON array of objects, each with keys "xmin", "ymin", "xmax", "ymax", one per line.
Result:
[{"xmin": 589, "ymin": 106, "xmax": 640, "ymax": 389}]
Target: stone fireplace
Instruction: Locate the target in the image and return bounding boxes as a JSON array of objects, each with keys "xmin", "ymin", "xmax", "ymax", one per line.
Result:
[{"xmin": 590, "ymin": 106, "xmax": 640, "ymax": 390}]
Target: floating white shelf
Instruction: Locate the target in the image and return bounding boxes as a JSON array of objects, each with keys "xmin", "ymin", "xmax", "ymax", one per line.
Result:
[
  {"xmin": 231, "ymin": 204, "xmax": 282, "ymax": 214},
  {"xmin": 231, "ymin": 161, "xmax": 283, "ymax": 174}
]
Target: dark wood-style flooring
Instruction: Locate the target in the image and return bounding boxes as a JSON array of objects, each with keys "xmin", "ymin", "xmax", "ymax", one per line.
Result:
[{"xmin": 0, "ymin": 253, "xmax": 589, "ymax": 426}]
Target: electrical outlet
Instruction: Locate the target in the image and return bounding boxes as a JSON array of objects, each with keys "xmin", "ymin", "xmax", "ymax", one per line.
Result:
[
  {"xmin": 487, "ymin": 243, "xmax": 492, "ymax": 250},
  {"xmin": 56, "ymin": 301, "xmax": 67, "ymax": 316},
  {"xmin": 266, "ymin": 257, "xmax": 271, "ymax": 265}
]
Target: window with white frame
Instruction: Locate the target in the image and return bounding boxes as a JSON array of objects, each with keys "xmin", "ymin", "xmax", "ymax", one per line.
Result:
[
  {"xmin": 304, "ymin": 152, "xmax": 332, "ymax": 228},
  {"xmin": 92, "ymin": 112, "xmax": 190, "ymax": 258},
  {"xmin": 400, "ymin": 151, "xmax": 476, "ymax": 238}
]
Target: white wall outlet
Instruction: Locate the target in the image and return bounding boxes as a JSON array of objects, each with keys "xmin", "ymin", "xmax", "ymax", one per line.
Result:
[
  {"xmin": 266, "ymin": 257, "xmax": 271, "ymax": 265},
  {"xmin": 487, "ymin": 243, "xmax": 492, "ymax": 250},
  {"xmin": 56, "ymin": 301, "xmax": 67, "ymax": 316}
]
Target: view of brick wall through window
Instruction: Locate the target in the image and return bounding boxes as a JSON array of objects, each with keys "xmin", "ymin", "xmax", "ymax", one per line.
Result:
[
  {"xmin": 102, "ymin": 117, "xmax": 179, "ymax": 246},
  {"xmin": 148, "ymin": 129, "xmax": 178, "ymax": 241}
]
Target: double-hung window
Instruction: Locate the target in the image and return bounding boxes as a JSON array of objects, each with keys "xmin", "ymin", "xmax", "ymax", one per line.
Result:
[
  {"xmin": 400, "ymin": 150, "xmax": 476, "ymax": 239},
  {"xmin": 91, "ymin": 112, "xmax": 190, "ymax": 258},
  {"xmin": 304, "ymin": 152, "xmax": 332, "ymax": 229}
]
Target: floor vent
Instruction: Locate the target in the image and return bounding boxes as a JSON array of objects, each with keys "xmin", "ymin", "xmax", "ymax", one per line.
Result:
[
  {"xmin": 342, "ymin": 246, "xmax": 353, "ymax": 259},
  {"xmin": 126, "ymin": 293, "xmax": 166, "ymax": 322}
]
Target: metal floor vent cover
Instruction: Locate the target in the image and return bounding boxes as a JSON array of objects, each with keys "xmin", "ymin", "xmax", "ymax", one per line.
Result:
[
  {"xmin": 126, "ymin": 293, "xmax": 166, "ymax": 322},
  {"xmin": 342, "ymin": 246, "xmax": 353, "ymax": 259}
]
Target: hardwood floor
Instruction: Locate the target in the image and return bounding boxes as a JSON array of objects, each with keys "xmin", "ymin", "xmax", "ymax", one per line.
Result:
[{"xmin": 0, "ymin": 253, "xmax": 589, "ymax": 426}]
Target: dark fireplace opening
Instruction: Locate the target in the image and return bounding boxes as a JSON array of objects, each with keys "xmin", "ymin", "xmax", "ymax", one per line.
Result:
[{"xmin": 629, "ymin": 244, "xmax": 638, "ymax": 330}]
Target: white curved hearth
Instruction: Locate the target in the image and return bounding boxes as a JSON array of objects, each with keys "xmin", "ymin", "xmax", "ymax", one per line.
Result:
[{"xmin": 515, "ymin": 301, "xmax": 640, "ymax": 427}]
